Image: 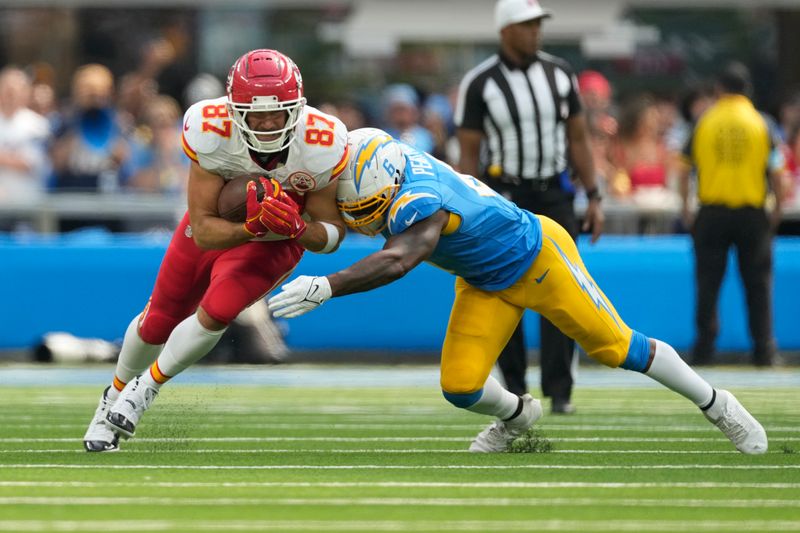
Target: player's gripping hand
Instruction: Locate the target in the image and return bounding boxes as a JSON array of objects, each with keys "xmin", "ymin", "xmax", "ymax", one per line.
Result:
[
  {"xmin": 258, "ymin": 193, "xmax": 307, "ymax": 239},
  {"xmin": 268, "ymin": 275, "xmax": 331, "ymax": 318},
  {"xmin": 243, "ymin": 177, "xmax": 282, "ymax": 237}
]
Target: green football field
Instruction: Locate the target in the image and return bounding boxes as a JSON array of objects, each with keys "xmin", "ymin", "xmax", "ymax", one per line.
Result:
[{"xmin": 0, "ymin": 364, "xmax": 798, "ymax": 532}]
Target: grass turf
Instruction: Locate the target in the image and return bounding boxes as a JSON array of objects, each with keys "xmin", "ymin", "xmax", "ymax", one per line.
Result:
[{"xmin": 0, "ymin": 370, "xmax": 798, "ymax": 532}]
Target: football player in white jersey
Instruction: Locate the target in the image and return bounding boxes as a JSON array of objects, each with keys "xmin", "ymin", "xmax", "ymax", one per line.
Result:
[{"xmin": 83, "ymin": 49, "xmax": 348, "ymax": 452}]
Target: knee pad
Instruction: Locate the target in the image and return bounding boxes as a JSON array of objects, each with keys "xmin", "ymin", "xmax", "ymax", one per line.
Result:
[{"xmin": 442, "ymin": 388, "xmax": 483, "ymax": 408}]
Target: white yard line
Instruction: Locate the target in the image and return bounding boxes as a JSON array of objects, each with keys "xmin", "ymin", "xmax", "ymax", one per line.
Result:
[
  {"xmin": 1, "ymin": 463, "xmax": 796, "ymax": 470},
  {"xmin": 2, "ymin": 423, "xmax": 799, "ymax": 432},
  {"xmin": 1, "ymin": 481, "xmax": 798, "ymax": 489},
  {"xmin": 0, "ymin": 496, "xmax": 796, "ymax": 508},
  {"xmin": 0, "ymin": 448, "xmax": 743, "ymax": 454},
  {"xmin": 0, "ymin": 519, "xmax": 798, "ymax": 532},
  {"xmin": 0, "ymin": 436, "xmax": 738, "ymax": 443}
]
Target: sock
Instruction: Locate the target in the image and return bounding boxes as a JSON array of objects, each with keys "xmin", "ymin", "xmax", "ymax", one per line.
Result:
[
  {"xmin": 464, "ymin": 375, "xmax": 521, "ymax": 420},
  {"xmin": 110, "ymin": 314, "xmax": 162, "ymax": 398},
  {"xmin": 140, "ymin": 313, "xmax": 226, "ymax": 390},
  {"xmin": 645, "ymin": 338, "xmax": 714, "ymax": 407}
]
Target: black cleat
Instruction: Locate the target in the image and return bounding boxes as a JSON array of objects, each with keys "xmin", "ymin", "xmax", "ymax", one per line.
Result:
[
  {"xmin": 83, "ymin": 386, "xmax": 122, "ymax": 452},
  {"xmin": 551, "ymin": 399, "xmax": 576, "ymax": 415},
  {"xmin": 84, "ymin": 435, "xmax": 120, "ymax": 452},
  {"xmin": 105, "ymin": 412, "xmax": 136, "ymax": 439}
]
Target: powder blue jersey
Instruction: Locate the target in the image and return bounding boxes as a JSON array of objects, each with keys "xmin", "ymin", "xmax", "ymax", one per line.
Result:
[{"xmin": 384, "ymin": 144, "xmax": 542, "ymax": 291}]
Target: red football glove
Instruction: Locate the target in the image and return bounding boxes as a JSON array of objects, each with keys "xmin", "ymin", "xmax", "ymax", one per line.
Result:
[
  {"xmin": 243, "ymin": 177, "xmax": 282, "ymax": 237},
  {"xmin": 258, "ymin": 194, "xmax": 307, "ymax": 239}
]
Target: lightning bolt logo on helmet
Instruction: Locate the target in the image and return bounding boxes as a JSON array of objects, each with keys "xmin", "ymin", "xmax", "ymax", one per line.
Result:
[
  {"xmin": 353, "ymin": 133, "xmax": 393, "ymax": 191},
  {"xmin": 336, "ymin": 128, "xmax": 406, "ymax": 236}
]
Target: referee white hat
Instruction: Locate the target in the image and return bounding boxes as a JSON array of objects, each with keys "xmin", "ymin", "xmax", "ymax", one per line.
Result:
[{"xmin": 495, "ymin": 0, "xmax": 552, "ymax": 31}]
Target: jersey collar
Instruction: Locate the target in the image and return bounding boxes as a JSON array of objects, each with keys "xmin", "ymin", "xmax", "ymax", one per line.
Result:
[{"xmin": 498, "ymin": 50, "xmax": 539, "ymax": 71}]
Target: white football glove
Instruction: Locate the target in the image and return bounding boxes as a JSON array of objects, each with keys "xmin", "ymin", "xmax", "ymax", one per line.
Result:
[{"xmin": 268, "ymin": 275, "xmax": 332, "ymax": 318}]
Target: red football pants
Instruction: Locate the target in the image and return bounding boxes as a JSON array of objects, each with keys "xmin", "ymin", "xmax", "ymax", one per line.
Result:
[{"xmin": 138, "ymin": 212, "xmax": 304, "ymax": 345}]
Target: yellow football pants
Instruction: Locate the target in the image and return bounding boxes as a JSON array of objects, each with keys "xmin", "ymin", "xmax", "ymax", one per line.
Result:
[{"xmin": 440, "ymin": 216, "xmax": 633, "ymax": 394}]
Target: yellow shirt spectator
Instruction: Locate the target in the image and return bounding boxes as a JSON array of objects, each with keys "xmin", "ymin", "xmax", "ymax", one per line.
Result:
[{"xmin": 686, "ymin": 94, "xmax": 774, "ymax": 208}]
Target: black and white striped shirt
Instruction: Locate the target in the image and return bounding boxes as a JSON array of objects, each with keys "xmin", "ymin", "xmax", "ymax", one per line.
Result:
[{"xmin": 455, "ymin": 51, "xmax": 582, "ymax": 181}]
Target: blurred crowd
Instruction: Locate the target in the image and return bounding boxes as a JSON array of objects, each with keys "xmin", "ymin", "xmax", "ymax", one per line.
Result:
[
  {"xmin": 2, "ymin": 50, "xmax": 799, "ymax": 234},
  {"xmin": 578, "ymin": 71, "xmax": 799, "ymax": 218},
  {"xmin": 0, "ymin": 42, "xmax": 201, "ymax": 206}
]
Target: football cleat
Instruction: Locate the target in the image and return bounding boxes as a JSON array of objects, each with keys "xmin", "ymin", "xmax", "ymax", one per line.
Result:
[
  {"xmin": 83, "ymin": 386, "xmax": 120, "ymax": 452},
  {"xmin": 703, "ymin": 389, "xmax": 768, "ymax": 454},
  {"xmin": 105, "ymin": 376, "xmax": 158, "ymax": 439},
  {"xmin": 469, "ymin": 394, "xmax": 543, "ymax": 453}
]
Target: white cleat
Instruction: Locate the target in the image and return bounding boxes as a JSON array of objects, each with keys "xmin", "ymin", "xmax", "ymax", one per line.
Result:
[
  {"xmin": 83, "ymin": 386, "xmax": 119, "ymax": 452},
  {"xmin": 105, "ymin": 376, "xmax": 158, "ymax": 439},
  {"xmin": 469, "ymin": 394, "xmax": 543, "ymax": 453},
  {"xmin": 703, "ymin": 389, "xmax": 768, "ymax": 455}
]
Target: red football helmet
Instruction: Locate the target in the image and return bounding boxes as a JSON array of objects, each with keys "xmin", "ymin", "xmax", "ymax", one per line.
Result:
[{"xmin": 226, "ymin": 49, "xmax": 306, "ymax": 153}]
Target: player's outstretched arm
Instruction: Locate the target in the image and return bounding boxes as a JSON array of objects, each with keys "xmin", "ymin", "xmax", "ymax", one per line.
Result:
[
  {"xmin": 188, "ymin": 162, "xmax": 260, "ymax": 250},
  {"xmin": 268, "ymin": 210, "xmax": 449, "ymax": 318},
  {"xmin": 330, "ymin": 210, "xmax": 449, "ymax": 296}
]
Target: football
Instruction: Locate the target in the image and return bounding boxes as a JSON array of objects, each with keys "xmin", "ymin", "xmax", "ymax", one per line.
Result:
[{"xmin": 217, "ymin": 175, "xmax": 274, "ymax": 222}]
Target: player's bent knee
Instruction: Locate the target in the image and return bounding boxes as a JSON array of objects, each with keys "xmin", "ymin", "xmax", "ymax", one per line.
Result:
[
  {"xmin": 138, "ymin": 312, "xmax": 179, "ymax": 345},
  {"xmin": 588, "ymin": 347, "xmax": 626, "ymax": 368},
  {"xmin": 196, "ymin": 306, "xmax": 228, "ymax": 331},
  {"xmin": 440, "ymin": 368, "xmax": 486, "ymax": 408},
  {"xmin": 440, "ymin": 371, "xmax": 485, "ymax": 398},
  {"xmin": 587, "ymin": 329, "xmax": 649, "ymax": 370},
  {"xmin": 202, "ymin": 277, "xmax": 262, "ymax": 324},
  {"xmin": 442, "ymin": 388, "xmax": 483, "ymax": 408},
  {"xmin": 619, "ymin": 330, "xmax": 650, "ymax": 372}
]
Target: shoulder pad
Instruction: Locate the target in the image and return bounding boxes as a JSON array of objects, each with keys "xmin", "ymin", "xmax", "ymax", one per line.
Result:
[
  {"xmin": 293, "ymin": 107, "xmax": 349, "ymax": 187},
  {"xmin": 181, "ymin": 97, "xmax": 231, "ymax": 160}
]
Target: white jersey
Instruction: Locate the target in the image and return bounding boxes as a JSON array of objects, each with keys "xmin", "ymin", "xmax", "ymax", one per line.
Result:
[{"xmin": 181, "ymin": 96, "xmax": 349, "ymax": 195}]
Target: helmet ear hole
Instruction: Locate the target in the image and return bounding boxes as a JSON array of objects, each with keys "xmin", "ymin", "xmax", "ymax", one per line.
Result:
[{"xmin": 336, "ymin": 128, "xmax": 405, "ymax": 236}]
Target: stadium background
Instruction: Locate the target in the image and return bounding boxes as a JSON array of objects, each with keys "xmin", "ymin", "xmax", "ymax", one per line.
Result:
[
  {"xmin": 1, "ymin": 0, "xmax": 799, "ymax": 360},
  {"xmin": 1, "ymin": 6, "xmax": 797, "ymax": 530}
]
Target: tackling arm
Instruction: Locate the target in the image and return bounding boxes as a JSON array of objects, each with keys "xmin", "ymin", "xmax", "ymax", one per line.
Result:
[
  {"xmin": 268, "ymin": 210, "xmax": 450, "ymax": 318},
  {"xmin": 329, "ymin": 209, "xmax": 448, "ymax": 296},
  {"xmin": 297, "ymin": 181, "xmax": 346, "ymax": 253}
]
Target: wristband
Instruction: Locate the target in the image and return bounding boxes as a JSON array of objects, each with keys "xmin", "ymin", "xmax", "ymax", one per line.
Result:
[
  {"xmin": 316, "ymin": 221, "xmax": 341, "ymax": 254},
  {"xmin": 585, "ymin": 187, "xmax": 602, "ymax": 201}
]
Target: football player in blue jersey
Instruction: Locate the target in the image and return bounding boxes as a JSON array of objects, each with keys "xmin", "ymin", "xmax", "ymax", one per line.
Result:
[{"xmin": 268, "ymin": 127, "xmax": 767, "ymax": 454}]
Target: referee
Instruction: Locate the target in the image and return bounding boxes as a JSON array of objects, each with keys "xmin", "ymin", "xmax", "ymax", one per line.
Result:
[{"xmin": 455, "ymin": 0, "xmax": 603, "ymax": 414}]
